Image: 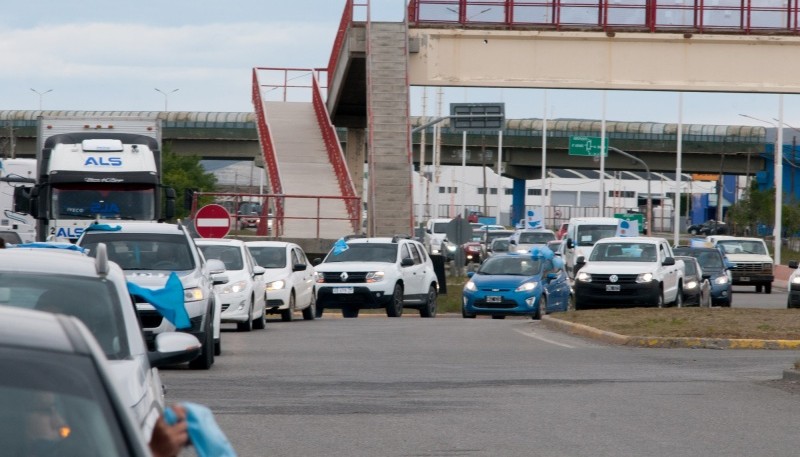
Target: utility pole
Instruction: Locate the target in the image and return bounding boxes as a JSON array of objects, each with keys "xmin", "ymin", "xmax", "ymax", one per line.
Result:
[{"xmin": 481, "ymin": 134, "xmax": 487, "ymax": 216}]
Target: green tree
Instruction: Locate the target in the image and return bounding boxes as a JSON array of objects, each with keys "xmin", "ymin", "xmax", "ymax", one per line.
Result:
[{"xmin": 161, "ymin": 142, "xmax": 216, "ymax": 220}]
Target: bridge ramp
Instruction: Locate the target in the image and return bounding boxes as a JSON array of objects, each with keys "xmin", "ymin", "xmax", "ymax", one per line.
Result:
[{"xmin": 264, "ymin": 101, "xmax": 353, "ymax": 239}]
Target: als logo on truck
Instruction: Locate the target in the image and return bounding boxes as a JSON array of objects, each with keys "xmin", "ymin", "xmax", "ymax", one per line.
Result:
[
  {"xmin": 52, "ymin": 226, "xmax": 84, "ymax": 239},
  {"xmin": 84, "ymin": 157, "xmax": 123, "ymax": 167}
]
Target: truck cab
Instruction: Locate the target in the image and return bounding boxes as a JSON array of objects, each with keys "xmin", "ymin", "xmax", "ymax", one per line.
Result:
[{"xmin": 563, "ymin": 217, "xmax": 622, "ymax": 278}]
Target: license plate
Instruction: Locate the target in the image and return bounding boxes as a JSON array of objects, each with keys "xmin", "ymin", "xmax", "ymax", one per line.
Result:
[
  {"xmin": 486, "ymin": 296, "xmax": 502, "ymax": 303},
  {"xmin": 332, "ymin": 287, "xmax": 354, "ymax": 294},
  {"xmin": 606, "ymin": 285, "xmax": 621, "ymax": 292},
  {"xmin": 740, "ymin": 277, "xmax": 750, "ymax": 282}
]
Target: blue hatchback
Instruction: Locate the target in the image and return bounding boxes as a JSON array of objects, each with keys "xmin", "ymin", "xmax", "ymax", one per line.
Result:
[{"xmin": 462, "ymin": 252, "xmax": 573, "ymax": 319}]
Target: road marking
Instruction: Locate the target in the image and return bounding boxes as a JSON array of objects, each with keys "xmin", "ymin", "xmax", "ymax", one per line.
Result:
[{"xmin": 513, "ymin": 327, "xmax": 575, "ymax": 348}]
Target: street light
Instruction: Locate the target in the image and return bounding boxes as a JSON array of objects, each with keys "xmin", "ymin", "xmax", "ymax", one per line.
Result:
[
  {"xmin": 30, "ymin": 88, "xmax": 52, "ymax": 110},
  {"xmin": 154, "ymin": 88, "xmax": 179, "ymax": 111},
  {"xmin": 608, "ymin": 146, "xmax": 651, "ymax": 235},
  {"xmin": 739, "ymin": 101, "xmax": 784, "ymax": 265}
]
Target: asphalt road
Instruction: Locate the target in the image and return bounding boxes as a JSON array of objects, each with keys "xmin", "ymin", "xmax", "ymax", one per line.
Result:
[
  {"xmin": 161, "ymin": 312, "xmax": 800, "ymax": 457},
  {"xmin": 731, "ymin": 284, "xmax": 790, "ymax": 309}
]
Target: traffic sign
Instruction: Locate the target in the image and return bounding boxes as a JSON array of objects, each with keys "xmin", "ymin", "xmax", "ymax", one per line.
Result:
[
  {"xmin": 446, "ymin": 216, "xmax": 474, "ymax": 247},
  {"xmin": 194, "ymin": 204, "xmax": 231, "ymax": 238},
  {"xmin": 568, "ymin": 136, "xmax": 608, "ymax": 157},
  {"xmin": 614, "ymin": 213, "xmax": 644, "ymax": 234}
]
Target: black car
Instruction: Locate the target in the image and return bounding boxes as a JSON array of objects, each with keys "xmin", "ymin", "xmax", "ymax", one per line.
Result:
[
  {"xmin": 687, "ymin": 220, "xmax": 727, "ymax": 236},
  {"xmin": 673, "ymin": 246, "xmax": 733, "ymax": 306},
  {"xmin": 675, "ymin": 256, "xmax": 711, "ymax": 306}
]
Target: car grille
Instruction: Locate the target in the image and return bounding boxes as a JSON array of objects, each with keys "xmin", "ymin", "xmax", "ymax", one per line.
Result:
[
  {"xmin": 474, "ymin": 299, "xmax": 517, "ymax": 309},
  {"xmin": 590, "ymin": 274, "xmax": 639, "ymax": 285},
  {"xmin": 729, "ymin": 262, "xmax": 771, "ymax": 274},
  {"xmin": 221, "ymin": 304, "xmax": 230, "ymax": 312},
  {"xmin": 321, "ymin": 272, "xmax": 369, "ymax": 283}
]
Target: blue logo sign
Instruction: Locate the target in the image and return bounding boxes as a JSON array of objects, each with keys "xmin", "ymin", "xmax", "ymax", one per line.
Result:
[
  {"xmin": 84, "ymin": 157, "xmax": 123, "ymax": 167},
  {"xmin": 56, "ymin": 226, "xmax": 84, "ymax": 239}
]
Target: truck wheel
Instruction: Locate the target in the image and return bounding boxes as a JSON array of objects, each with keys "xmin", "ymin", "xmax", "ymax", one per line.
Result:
[
  {"xmin": 672, "ymin": 286, "xmax": 683, "ymax": 308},
  {"xmin": 765, "ymin": 283, "xmax": 772, "ymax": 294},
  {"xmin": 656, "ymin": 289, "xmax": 665, "ymax": 308},
  {"xmin": 386, "ymin": 284, "xmax": 404, "ymax": 317},
  {"xmin": 756, "ymin": 285, "xmax": 763, "ymax": 293}
]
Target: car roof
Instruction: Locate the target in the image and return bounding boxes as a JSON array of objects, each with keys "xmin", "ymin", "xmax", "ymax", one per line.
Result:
[
  {"xmin": 346, "ymin": 237, "xmax": 410, "ymax": 244},
  {"xmin": 596, "ymin": 236, "xmax": 664, "ymax": 244},
  {"xmin": 0, "ymin": 306, "xmax": 81, "ymax": 353},
  {"xmin": 82, "ymin": 221, "xmax": 186, "ymax": 235},
  {"xmin": 0, "ymin": 247, "xmax": 121, "ymax": 277},
  {"xmin": 244, "ymin": 240, "xmax": 296, "ymax": 248},
  {"xmin": 195, "ymin": 238, "xmax": 245, "ymax": 246}
]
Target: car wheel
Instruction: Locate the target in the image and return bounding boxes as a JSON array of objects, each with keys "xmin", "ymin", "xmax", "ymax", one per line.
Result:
[
  {"xmin": 237, "ymin": 301, "xmax": 254, "ymax": 332},
  {"xmin": 491, "ymin": 315, "xmax": 506, "ymax": 320},
  {"xmin": 567, "ymin": 294, "xmax": 576, "ymax": 312},
  {"xmin": 765, "ymin": 283, "xmax": 772, "ymax": 294},
  {"xmin": 535, "ymin": 295, "xmax": 547, "ymax": 320},
  {"xmin": 673, "ymin": 287, "xmax": 683, "ymax": 308},
  {"xmin": 302, "ymin": 294, "xmax": 316, "ymax": 320},
  {"xmin": 281, "ymin": 294, "xmax": 295, "ymax": 322},
  {"xmin": 755, "ymin": 285, "xmax": 763, "ymax": 293},
  {"xmin": 315, "ymin": 303, "xmax": 324, "ymax": 318},
  {"xmin": 342, "ymin": 306, "xmax": 359, "ymax": 318},
  {"xmin": 189, "ymin": 319, "xmax": 214, "ymax": 370},
  {"xmin": 386, "ymin": 284, "xmax": 404, "ymax": 317},
  {"xmin": 214, "ymin": 337, "xmax": 221, "ymax": 356},
  {"xmin": 462, "ymin": 304, "xmax": 476, "ymax": 318},
  {"xmin": 419, "ymin": 285, "xmax": 437, "ymax": 318},
  {"xmin": 655, "ymin": 288, "xmax": 665, "ymax": 308},
  {"xmin": 253, "ymin": 299, "xmax": 266, "ymax": 330},
  {"xmin": 689, "ymin": 228, "xmax": 698, "ymax": 235}
]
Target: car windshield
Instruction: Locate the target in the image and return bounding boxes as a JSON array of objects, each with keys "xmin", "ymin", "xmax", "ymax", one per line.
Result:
[
  {"xmin": 674, "ymin": 249, "xmax": 724, "ymax": 271},
  {"xmin": 0, "ymin": 273, "xmax": 129, "ymax": 360},
  {"xmin": 198, "ymin": 245, "xmax": 243, "ymax": 271},
  {"xmin": 248, "ymin": 246, "xmax": 287, "ymax": 268},
  {"xmin": 324, "ymin": 243, "xmax": 398, "ymax": 263},
  {"xmin": 681, "ymin": 259, "xmax": 697, "ymax": 275},
  {"xmin": 518, "ymin": 232, "xmax": 555, "ymax": 244},
  {"xmin": 575, "ymin": 224, "xmax": 618, "ymax": 247},
  {"xmin": 491, "ymin": 239, "xmax": 509, "ymax": 251},
  {"xmin": 80, "ymin": 233, "xmax": 195, "ymax": 271},
  {"xmin": 590, "ymin": 242, "xmax": 658, "ymax": 262},
  {"xmin": 716, "ymin": 240, "xmax": 767, "ymax": 255},
  {"xmin": 432, "ymin": 222, "xmax": 449, "ymax": 233},
  {"xmin": 478, "ymin": 256, "xmax": 542, "ymax": 276},
  {"xmin": 0, "ymin": 350, "xmax": 130, "ymax": 456}
]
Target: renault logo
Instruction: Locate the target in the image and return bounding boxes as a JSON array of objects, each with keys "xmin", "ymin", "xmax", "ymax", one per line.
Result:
[
  {"xmin": 609, "ymin": 274, "xmax": 618, "ymax": 283},
  {"xmin": 340, "ymin": 272, "xmax": 348, "ymax": 282}
]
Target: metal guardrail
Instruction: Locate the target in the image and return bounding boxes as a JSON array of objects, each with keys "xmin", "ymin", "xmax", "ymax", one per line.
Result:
[{"xmin": 408, "ymin": 0, "xmax": 800, "ymax": 35}]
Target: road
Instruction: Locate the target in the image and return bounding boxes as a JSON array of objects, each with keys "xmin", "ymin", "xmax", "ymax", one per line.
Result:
[
  {"xmin": 731, "ymin": 284, "xmax": 789, "ymax": 309},
  {"xmin": 161, "ymin": 309, "xmax": 800, "ymax": 457}
]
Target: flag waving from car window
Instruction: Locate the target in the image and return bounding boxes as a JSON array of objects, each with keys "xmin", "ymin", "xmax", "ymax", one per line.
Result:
[{"xmin": 127, "ymin": 272, "xmax": 190, "ymax": 329}]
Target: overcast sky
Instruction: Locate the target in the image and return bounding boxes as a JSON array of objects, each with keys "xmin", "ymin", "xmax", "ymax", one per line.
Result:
[{"xmin": 3, "ymin": 0, "xmax": 799, "ymax": 131}]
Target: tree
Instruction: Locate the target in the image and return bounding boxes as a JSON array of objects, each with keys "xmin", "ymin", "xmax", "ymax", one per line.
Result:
[{"xmin": 161, "ymin": 143, "xmax": 216, "ymax": 220}]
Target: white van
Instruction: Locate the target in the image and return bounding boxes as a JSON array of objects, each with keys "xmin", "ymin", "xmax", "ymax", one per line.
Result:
[
  {"xmin": 425, "ymin": 218, "xmax": 452, "ymax": 255},
  {"xmin": 563, "ymin": 217, "xmax": 622, "ymax": 277}
]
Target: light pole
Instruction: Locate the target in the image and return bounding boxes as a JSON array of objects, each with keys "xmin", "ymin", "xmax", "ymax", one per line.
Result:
[
  {"xmin": 30, "ymin": 88, "xmax": 52, "ymax": 110},
  {"xmin": 608, "ymin": 146, "xmax": 651, "ymax": 235},
  {"xmin": 154, "ymin": 88, "xmax": 179, "ymax": 111},
  {"xmin": 739, "ymin": 106, "xmax": 784, "ymax": 265}
]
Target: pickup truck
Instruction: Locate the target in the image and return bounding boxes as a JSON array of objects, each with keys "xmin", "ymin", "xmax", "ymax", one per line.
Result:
[
  {"xmin": 706, "ymin": 235, "xmax": 773, "ymax": 294},
  {"xmin": 573, "ymin": 236, "xmax": 685, "ymax": 309}
]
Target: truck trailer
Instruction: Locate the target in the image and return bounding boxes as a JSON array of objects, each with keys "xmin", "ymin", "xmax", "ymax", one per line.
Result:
[
  {"xmin": 30, "ymin": 116, "xmax": 175, "ymax": 241},
  {"xmin": 0, "ymin": 158, "xmax": 37, "ymax": 243}
]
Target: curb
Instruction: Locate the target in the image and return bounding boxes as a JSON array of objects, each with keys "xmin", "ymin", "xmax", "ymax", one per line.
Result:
[
  {"xmin": 783, "ymin": 369, "xmax": 800, "ymax": 381},
  {"xmin": 541, "ymin": 315, "xmax": 800, "ymax": 350}
]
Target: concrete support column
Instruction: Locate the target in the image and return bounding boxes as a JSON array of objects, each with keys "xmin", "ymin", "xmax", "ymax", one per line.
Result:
[
  {"xmin": 346, "ymin": 128, "xmax": 366, "ymax": 208},
  {"xmin": 511, "ymin": 178, "xmax": 526, "ymax": 227}
]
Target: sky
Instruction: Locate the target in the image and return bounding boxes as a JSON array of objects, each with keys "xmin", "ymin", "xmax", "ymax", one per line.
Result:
[{"xmin": 2, "ymin": 0, "xmax": 800, "ymax": 131}]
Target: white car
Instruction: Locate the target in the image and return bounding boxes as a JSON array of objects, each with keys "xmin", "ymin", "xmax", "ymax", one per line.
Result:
[
  {"xmin": 0, "ymin": 244, "xmax": 201, "ymax": 439},
  {"xmin": 77, "ymin": 221, "xmax": 225, "ymax": 370},
  {"xmin": 508, "ymin": 228, "xmax": 557, "ymax": 254},
  {"xmin": 196, "ymin": 238, "xmax": 267, "ymax": 331},
  {"xmin": 313, "ymin": 236, "xmax": 439, "ymax": 318},
  {"xmin": 246, "ymin": 240, "xmax": 317, "ymax": 321}
]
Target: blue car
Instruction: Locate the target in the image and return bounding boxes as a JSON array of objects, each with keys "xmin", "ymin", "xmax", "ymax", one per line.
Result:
[
  {"xmin": 462, "ymin": 252, "xmax": 573, "ymax": 319},
  {"xmin": 673, "ymin": 246, "xmax": 733, "ymax": 307}
]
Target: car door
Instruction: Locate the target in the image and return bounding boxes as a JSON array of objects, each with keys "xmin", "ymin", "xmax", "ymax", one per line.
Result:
[
  {"xmin": 291, "ymin": 246, "xmax": 314, "ymax": 308},
  {"xmin": 542, "ymin": 259, "xmax": 569, "ymax": 311},
  {"xmin": 246, "ymin": 247, "xmax": 266, "ymax": 310},
  {"xmin": 659, "ymin": 241, "xmax": 678, "ymax": 301},
  {"xmin": 400, "ymin": 242, "xmax": 424, "ymax": 299}
]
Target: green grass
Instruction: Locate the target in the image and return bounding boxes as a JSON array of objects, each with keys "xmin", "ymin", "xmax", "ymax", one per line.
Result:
[{"xmin": 439, "ymin": 275, "xmax": 468, "ymax": 313}]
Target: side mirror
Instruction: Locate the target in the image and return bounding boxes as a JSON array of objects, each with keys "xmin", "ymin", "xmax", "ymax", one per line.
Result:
[
  {"xmin": 148, "ymin": 332, "xmax": 202, "ymax": 368},
  {"xmin": 401, "ymin": 258, "xmax": 414, "ymax": 267},
  {"xmin": 206, "ymin": 258, "xmax": 226, "ymax": 275},
  {"xmin": 292, "ymin": 263, "xmax": 308, "ymax": 272},
  {"xmin": 576, "ymin": 256, "xmax": 585, "ymax": 265},
  {"xmin": 662, "ymin": 257, "xmax": 676, "ymax": 266},
  {"xmin": 13, "ymin": 186, "xmax": 32, "ymax": 214},
  {"xmin": 566, "ymin": 238, "xmax": 574, "ymax": 249},
  {"xmin": 467, "ymin": 271, "xmax": 475, "ymax": 278},
  {"xmin": 509, "ymin": 239, "xmax": 517, "ymax": 245},
  {"xmin": 253, "ymin": 265, "xmax": 266, "ymax": 276},
  {"xmin": 790, "ymin": 260, "xmax": 799, "ymax": 269},
  {"xmin": 546, "ymin": 272, "xmax": 558, "ymax": 281},
  {"xmin": 313, "ymin": 258, "xmax": 322, "ymax": 266}
]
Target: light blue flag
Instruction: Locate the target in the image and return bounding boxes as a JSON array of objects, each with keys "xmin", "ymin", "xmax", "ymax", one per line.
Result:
[
  {"xmin": 84, "ymin": 223, "xmax": 122, "ymax": 232},
  {"xmin": 127, "ymin": 272, "xmax": 190, "ymax": 329},
  {"xmin": 14, "ymin": 242, "xmax": 86, "ymax": 252},
  {"xmin": 332, "ymin": 237, "xmax": 349, "ymax": 255},
  {"xmin": 164, "ymin": 402, "xmax": 237, "ymax": 457}
]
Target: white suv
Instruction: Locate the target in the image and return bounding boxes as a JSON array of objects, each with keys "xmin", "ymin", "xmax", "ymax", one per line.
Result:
[
  {"xmin": 77, "ymin": 221, "xmax": 224, "ymax": 370},
  {"xmin": 313, "ymin": 236, "xmax": 439, "ymax": 318}
]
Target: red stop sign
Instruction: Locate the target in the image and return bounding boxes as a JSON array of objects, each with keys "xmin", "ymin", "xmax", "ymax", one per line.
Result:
[{"xmin": 194, "ymin": 204, "xmax": 231, "ymax": 238}]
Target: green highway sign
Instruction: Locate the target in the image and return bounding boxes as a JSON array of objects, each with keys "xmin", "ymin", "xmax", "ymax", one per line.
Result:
[{"xmin": 568, "ymin": 136, "xmax": 608, "ymax": 157}]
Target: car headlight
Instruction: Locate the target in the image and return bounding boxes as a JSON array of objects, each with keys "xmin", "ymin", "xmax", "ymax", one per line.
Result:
[
  {"xmin": 464, "ymin": 280, "xmax": 476, "ymax": 291},
  {"xmin": 636, "ymin": 272, "xmax": 654, "ymax": 283},
  {"xmin": 685, "ymin": 280, "xmax": 698, "ymax": 290},
  {"xmin": 715, "ymin": 275, "xmax": 730, "ymax": 285},
  {"xmin": 446, "ymin": 244, "xmax": 457, "ymax": 252},
  {"xmin": 266, "ymin": 279, "xmax": 286, "ymax": 291},
  {"xmin": 366, "ymin": 271, "xmax": 385, "ymax": 283},
  {"xmin": 184, "ymin": 287, "xmax": 204, "ymax": 302},
  {"xmin": 221, "ymin": 280, "xmax": 248, "ymax": 294},
  {"xmin": 515, "ymin": 281, "xmax": 538, "ymax": 292},
  {"xmin": 314, "ymin": 272, "xmax": 325, "ymax": 283},
  {"xmin": 576, "ymin": 271, "xmax": 591, "ymax": 282}
]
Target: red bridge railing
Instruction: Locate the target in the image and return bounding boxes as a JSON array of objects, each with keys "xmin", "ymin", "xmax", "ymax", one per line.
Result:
[
  {"xmin": 408, "ymin": 0, "xmax": 800, "ymax": 35},
  {"xmin": 251, "ymin": 68, "xmax": 285, "ymax": 236}
]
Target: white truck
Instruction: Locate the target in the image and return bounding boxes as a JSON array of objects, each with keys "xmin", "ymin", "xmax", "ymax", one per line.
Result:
[
  {"xmin": 29, "ymin": 116, "xmax": 175, "ymax": 242},
  {"xmin": 0, "ymin": 158, "xmax": 37, "ymax": 243},
  {"xmin": 706, "ymin": 235, "xmax": 774, "ymax": 294},
  {"xmin": 425, "ymin": 217, "xmax": 452, "ymax": 256},
  {"xmin": 573, "ymin": 236, "xmax": 685, "ymax": 309},
  {"xmin": 562, "ymin": 217, "xmax": 622, "ymax": 277}
]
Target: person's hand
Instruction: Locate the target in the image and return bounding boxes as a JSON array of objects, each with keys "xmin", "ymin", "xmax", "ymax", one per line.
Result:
[{"xmin": 150, "ymin": 404, "xmax": 189, "ymax": 457}]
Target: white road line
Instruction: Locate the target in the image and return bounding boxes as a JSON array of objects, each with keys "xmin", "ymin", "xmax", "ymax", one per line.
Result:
[{"xmin": 513, "ymin": 327, "xmax": 575, "ymax": 348}]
